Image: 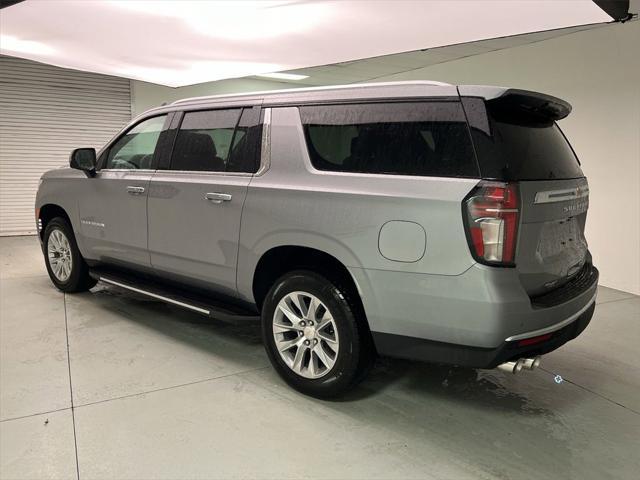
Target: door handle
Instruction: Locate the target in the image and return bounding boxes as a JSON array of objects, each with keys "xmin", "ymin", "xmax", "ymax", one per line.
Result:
[
  {"xmin": 205, "ymin": 192, "xmax": 232, "ymax": 204},
  {"xmin": 127, "ymin": 186, "xmax": 145, "ymax": 195}
]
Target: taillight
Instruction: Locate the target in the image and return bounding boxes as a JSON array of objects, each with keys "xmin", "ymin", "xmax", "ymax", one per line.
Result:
[{"xmin": 463, "ymin": 181, "xmax": 519, "ymax": 266}]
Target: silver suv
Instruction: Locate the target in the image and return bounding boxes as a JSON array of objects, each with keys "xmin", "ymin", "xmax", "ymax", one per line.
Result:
[{"xmin": 36, "ymin": 81, "xmax": 598, "ymax": 397}]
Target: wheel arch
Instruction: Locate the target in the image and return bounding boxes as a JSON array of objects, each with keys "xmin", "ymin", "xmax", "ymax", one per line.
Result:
[
  {"xmin": 251, "ymin": 245, "xmax": 370, "ymax": 330},
  {"xmin": 38, "ymin": 204, "xmax": 72, "ymax": 240}
]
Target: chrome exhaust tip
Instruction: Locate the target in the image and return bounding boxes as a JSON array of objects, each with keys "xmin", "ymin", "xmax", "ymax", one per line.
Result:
[
  {"xmin": 496, "ymin": 356, "xmax": 541, "ymax": 374},
  {"xmin": 496, "ymin": 359, "xmax": 525, "ymax": 374},
  {"xmin": 521, "ymin": 356, "xmax": 541, "ymax": 370}
]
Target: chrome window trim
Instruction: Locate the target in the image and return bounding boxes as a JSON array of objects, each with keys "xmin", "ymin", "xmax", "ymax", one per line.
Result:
[
  {"xmin": 255, "ymin": 108, "xmax": 271, "ymax": 177},
  {"xmin": 98, "ymin": 169, "xmax": 156, "ymax": 173},
  {"xmin": 308, "ymin": 168, "xmax": 482, "ymax": 183},
  {"xmin": 152, "ymin": 170, "xmax": 252, "ymax": 178},
  {"xmin": 504, "ymin": 292, "xmax": 597, "ymax": 342}
]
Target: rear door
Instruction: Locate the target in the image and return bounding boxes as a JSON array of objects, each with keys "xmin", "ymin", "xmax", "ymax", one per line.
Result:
[
  {"xmin": 147, "ymin": 106, "xmax": 262, "ymax": 296},
  {"xmin": 78, "ymin": 114, "xmax": 169, "ymax": 267},
  {"xmin": 462, "ymin": 94, "xmax": 590, "ymax": 296}
]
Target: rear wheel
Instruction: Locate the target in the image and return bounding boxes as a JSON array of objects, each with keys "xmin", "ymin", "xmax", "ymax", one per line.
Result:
[
  {"xmin": 262, "ymin": 270, "xmax": 373, "ymax": 398},
  {"xmin": 43, "ymin": 217, "xmax": 96, "ymax": 293}
]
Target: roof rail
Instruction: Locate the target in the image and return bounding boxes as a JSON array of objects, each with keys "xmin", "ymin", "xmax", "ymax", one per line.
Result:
[{"xmin": 170, "ymin": 80, "xmax": 452, "ymax": 105}]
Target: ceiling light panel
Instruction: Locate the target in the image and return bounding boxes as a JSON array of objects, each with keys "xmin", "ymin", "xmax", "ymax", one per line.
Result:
[{"xmin": 255, "ymin": 73, "xmax": 310, "ymax": 81}]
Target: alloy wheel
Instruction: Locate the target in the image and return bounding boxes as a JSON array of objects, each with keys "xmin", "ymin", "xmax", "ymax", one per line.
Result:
[
  {"xmin": 47, "ymin": 229, "xmax": 73, "ymax": 282},
  {"xmin": 272, "ymin": 291, "xmax": 340, "ymax": 379}
]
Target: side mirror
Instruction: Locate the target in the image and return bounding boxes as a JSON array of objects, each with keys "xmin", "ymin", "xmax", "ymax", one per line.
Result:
[{"xmin": 70, "ymin": 148, "xmax": 97, "ymax": 176}]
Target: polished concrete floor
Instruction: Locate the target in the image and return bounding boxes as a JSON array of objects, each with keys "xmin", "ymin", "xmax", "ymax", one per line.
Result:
[{"xmin": 0, "ymin": 235, "xmax": 638, "ymax": 480}]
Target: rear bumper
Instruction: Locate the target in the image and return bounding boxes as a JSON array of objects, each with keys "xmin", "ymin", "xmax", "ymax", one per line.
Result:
[
  {"xmin": 372, "ymin": 300, "xmax": 595, "ymax": 368},
  {"xmin": 348, "ymin": 262, "xmax": 598, "ymax": 364}
]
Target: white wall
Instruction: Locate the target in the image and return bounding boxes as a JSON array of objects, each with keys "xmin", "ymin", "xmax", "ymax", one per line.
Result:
[
  {"xmin": 373, "ymin": 21, "xmax": 640, "ymax": 295},
  {"xmin": 130, "ymin": 77, "xmax": 297, "ymax": 117}
]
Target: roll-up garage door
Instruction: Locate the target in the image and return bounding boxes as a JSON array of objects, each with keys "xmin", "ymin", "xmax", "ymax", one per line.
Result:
[{"xmin": 0, "ymin": 55, "xmax": 132, "ymax": 236}]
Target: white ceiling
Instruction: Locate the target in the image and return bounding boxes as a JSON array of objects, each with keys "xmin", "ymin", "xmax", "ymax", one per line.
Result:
[{"xmin": 0, "ymin": 0, "xmax": 611, "ymax": 87}]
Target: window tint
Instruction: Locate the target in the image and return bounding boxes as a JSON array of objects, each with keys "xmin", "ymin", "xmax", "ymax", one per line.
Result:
[
  {"xmin": 170, "ymin": 109, "xmax": 241, "ymax": 172},
  {"xmin": 462, "ymin": 96, "xmax": 583, "ymax": 180},
  {"xmin": 299, "ymin": 102, "xmax": 478, "ymax": 177},
  {"xmin": 226, "ymin": 107, "xmax": 262, "ymax": 173},
  {"xmin": 105, "ymin": 115, "xmax": 167, "ymax": 170}
]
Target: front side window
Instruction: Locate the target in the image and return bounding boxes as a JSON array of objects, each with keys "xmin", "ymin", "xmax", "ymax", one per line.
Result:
[
  {"xmin": 299, "ymin": 102, "xmax": 478, "ymax": 178},
  {"xmin": 105, "ymin": 115, "xmax": 167, "ymax": 169},
  {"xmin": 170, "ymin": 109, "xmax": 242, "ymax": 172}
]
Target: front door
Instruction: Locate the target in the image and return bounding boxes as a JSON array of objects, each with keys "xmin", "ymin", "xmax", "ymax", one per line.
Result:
[
  {"xmin": 147, "ymin": 107, "xmax": 261, "ymax": 297},
  {"xmin": 78, "ymin": 114, "xmax": 169, "ymax": 268}
]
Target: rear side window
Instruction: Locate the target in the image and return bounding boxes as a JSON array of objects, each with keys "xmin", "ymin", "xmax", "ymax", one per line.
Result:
[
  {"xmin": 226, "ymin": 107, "xmax": 263, "ymax": 173},
  {"xmin": 169, "ymin": 107, "xmax": 261, "ymax": 173},
  {"xmin": 170, "ymin": 109, "xmax": 241, "ymax": 172},
  {"xmin": 462, "ymin": 97, "xmax": 583, "ymax": 181},
  {"xmin": 299, "ymin": 102, "xmax": 478, "ymax": 178}
]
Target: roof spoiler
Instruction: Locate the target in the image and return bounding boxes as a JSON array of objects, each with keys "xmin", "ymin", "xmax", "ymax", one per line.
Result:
[{"xmin": 488, "ymin": 89, "xmax": 572, "ymax": 121}]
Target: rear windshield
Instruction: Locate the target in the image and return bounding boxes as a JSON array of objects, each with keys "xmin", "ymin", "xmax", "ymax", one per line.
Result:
[
  {"xmin": 299, "ymin": 102, "xmax": 479, "ymax": 178},
  {"xmin": 461, "ymin": 97, "xmax": 584, "ymax": 181}
]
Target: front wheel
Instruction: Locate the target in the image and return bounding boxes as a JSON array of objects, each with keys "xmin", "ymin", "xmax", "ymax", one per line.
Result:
[
  {"xmin": 43, "ymin": 217, "xmax": 97, "ymax": 293},
  {"xmin": 261, "ymin": 270, "xmax": 373, "ymax": 398}
]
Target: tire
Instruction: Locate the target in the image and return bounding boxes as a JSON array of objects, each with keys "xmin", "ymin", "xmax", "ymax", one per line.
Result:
[
  {"xmin": 43, "ymin": 217, "xmax": 97, "ymax": 293},
  {"xmin": 261, "ymin": 270, "xmax": 374, "ymax": 398}
]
